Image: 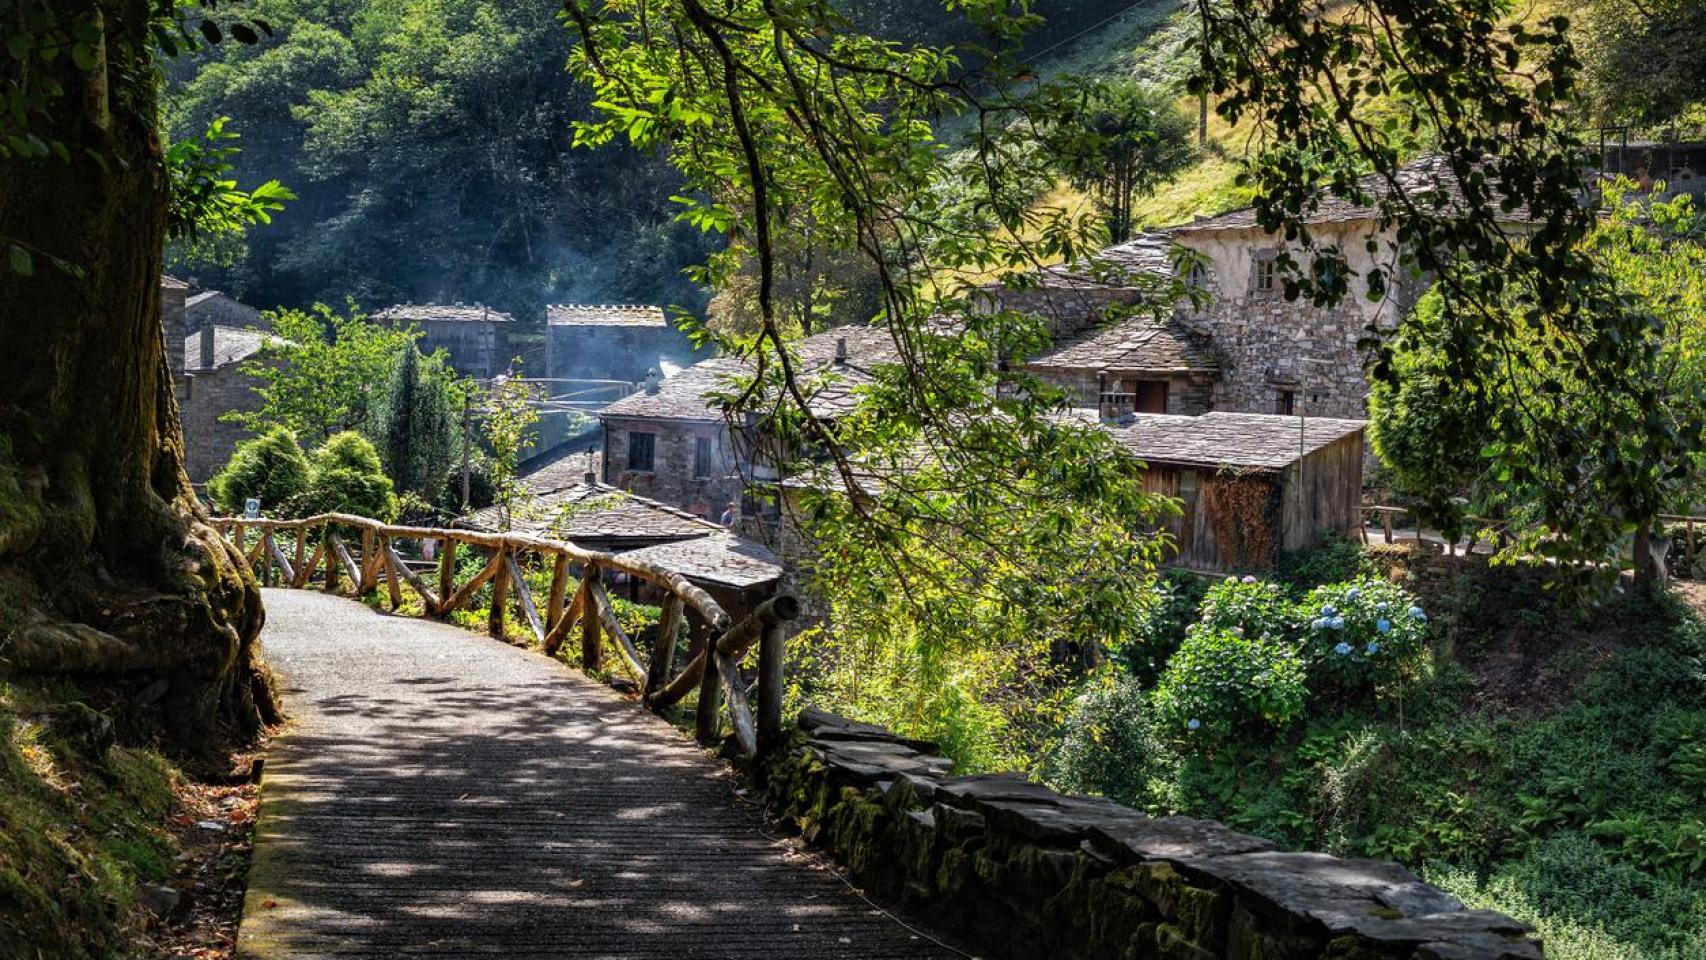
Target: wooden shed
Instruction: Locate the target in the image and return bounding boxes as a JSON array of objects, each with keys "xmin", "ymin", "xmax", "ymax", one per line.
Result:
[{"xmin": 1101, "ymin": 412, "xmax": 1367, "ymax": 573}]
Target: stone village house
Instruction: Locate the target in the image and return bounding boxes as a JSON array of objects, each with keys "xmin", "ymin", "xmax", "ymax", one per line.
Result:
[
  {"xmin": 161, "ymin": 277, "xmax": 280, "ymax": 485},
  {"xmin": 545, "ymin": 304, "xmax": 703, "ymax": 386},
  {"xmin": 372, "ymin": 302, "xmax": 516, "ymax": 379}
]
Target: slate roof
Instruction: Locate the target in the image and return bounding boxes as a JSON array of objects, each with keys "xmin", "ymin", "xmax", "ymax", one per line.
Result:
[
  {"xmin": 1173, "ymin": 154, "xmax": 1527, "ymax": 234},
  {"xmin": 186, "ymin": 326, "xmax": 277, "ymax": 370},
  {"xmin": 161, "ymin": 274, "xmax": 189, "ymax": 290},
  {"xmin": 1025, "ymin": 316, "xmax": 1217, "ymax": 375},
  {"xmin": 186, "ymin": 290, "xmax": 223, "ymax": 310},
  {"xmin": 374, "ymin": 303, "xmax": 515, "ymax": 324},
  {"xmin": 461, "ymin": 472, "xmax": 723, "ymax": 544},
  {"xmin": 546, "ymin": 304, "xmax": 668, "ymax": 326},
  {"xmin": 617, "ymin": 535, "xmax": 783, "ymax": 590},
  {"xmin": 1099, "ymin": 412, "xmax": 1366, "ymax": 471},
  {"xmin": 600, "ymin": 324, "xmax": 899, "ymax": 423}
]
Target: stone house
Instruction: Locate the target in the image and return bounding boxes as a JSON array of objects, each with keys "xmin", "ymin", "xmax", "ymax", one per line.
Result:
[
  {"xmin": 161, "ymin": 276, "xmax": 279, "ymax": 483},
  {"xmin": 545, "ymin": 304, "xmax": 699, "ymax": 386},
  {"xmin": 373, "ymin": 303, "xmax": 514, "ymax": 379},
  {"xmin": 596, "ymin": 325, "xmax": 897, "ymax": 520}
]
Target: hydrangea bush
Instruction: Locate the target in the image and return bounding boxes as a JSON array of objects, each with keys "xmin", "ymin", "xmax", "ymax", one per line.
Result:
[
  {"xmin": 1151, "ymin": 624, "xmax": 1308, "ymax": 745},
  {"xmin": 1197, "ymin": 576, "xmax": 1296, "ymax": 639},
  {"xmin": 1300, "ymin": 578, "xmax": 1429, "ymax": 693}
]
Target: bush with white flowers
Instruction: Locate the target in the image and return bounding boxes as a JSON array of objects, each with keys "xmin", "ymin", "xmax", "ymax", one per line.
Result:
[
  {"xmin": 1299, "ymin": 578, "xmax": 1429, "ymax": 694},
  {"xmin": 1197, "ymin": 575, "xmax": 1296, "ymax": 639},
  {"xmin": 1151, "ymin": 623, "xmax": 1308, "ymax": 744}
]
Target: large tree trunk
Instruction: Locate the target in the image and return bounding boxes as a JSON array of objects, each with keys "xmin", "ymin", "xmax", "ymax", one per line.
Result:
[{"xmin": 0, "ymin": 0, "xmax": 279, "ymax": 760}]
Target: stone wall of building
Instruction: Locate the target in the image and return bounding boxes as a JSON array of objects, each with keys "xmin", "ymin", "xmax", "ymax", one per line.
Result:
[
  {"xmin": 764, "ymin": 710, "xmax": 1543, "ymax": 960},
  {"xmin": 547, "ymin": 325, "xmax": 688, "ymax": 385},
  {"xmin": 1171, "ymin": 221, "xmax": 1427, "ymax": 422},
  {"xmin": 602, "ymin": 416, "xmax": 742, "ymax": 519},
  {"xmin": 417, "ymin": 319, "xmax": 509, "ymax": 379},
  {"xmin": 1040, "ymin": 368, "xmax": 1215, "ymax": 416},
  {"xmin": 180, "ymin": 360, "xmax": 271, "ymax": 484}
]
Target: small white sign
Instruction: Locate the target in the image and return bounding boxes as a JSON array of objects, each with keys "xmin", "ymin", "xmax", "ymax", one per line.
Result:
[{"xmin": 244, "ymin": 498, "xmax": 261, "ymax": 520}]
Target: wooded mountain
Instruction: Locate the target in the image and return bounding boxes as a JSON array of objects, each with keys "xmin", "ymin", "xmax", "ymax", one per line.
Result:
[{"xmin": 165, "ymin": 0, "xmax": 1163, "ymax": 322}]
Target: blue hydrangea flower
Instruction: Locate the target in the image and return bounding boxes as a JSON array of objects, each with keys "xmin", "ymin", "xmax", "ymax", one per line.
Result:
[
  {"xmin": 1408, "ymin": 605, "xmax": 1427, "ymax": 621},
  {"xmin": 1346, "ymin": 587, "xmax": 1361, "ymax": 600},
  {"xmin": 1321, "ymin": 604, "xmax": 1337, "ymax": 617},
  {"xmin": 1366, "ymin": 641, "xmax": 1380, "ymax": 654},
  {"xmin": 1334, "ymin": 642, "xmax": 1352, "ymax": 655},
  {"xmin": 1376, "ymin": 618, "xmax": 1392, "ymax": 634},
  {"xmin": 1311, "ymin": 618, "xmax": 1326, "ymax": 631},
  {"xmin": 1187, "ymin": 718, "xmax": 1202, "ymax": 730},
  {"xmin": 1329, "ymin": 616, "xmax": 1346, "ymax": 630},
  {"xmin": 1376, "ymin": 601, "xmax": 1389, "ymax": 612}
]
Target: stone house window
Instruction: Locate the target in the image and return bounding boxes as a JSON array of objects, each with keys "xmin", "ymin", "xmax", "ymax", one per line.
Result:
[
  {"xmin": 1251, "ymin": 251, "xmax": 1279, "ymax": 297},
  {"xmin": 692, "ymin": 436, "xmax": 713, "ymax": 479},
  {"xmin": 627, "ymin": 431, "xmax": 656, "ymax": 472},
  {"xmin": 1275, "ymin": 389, "xmax": 1296, "ymax": 415}
]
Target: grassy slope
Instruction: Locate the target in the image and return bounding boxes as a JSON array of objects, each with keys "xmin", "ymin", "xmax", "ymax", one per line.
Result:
[{"xmin": 0, "ymin": 675, "xmax": 183, "ymax": 959}]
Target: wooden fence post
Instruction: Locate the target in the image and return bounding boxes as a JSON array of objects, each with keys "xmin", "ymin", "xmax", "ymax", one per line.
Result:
[
  {"xmin": 295, "ymin": 526, "xmax": 308, "ymax": 582},
  {"xmin": 437, "ymin": 537, "xmax": 458, "ymax": 616},
  {"xmin": 694, "ymin": 611, "xmax": 722, "ymax": 746},
  {"xmin": 323, "ymin": 523, "xmax": 340, "ymax": 593},
  {"xmin": 581, "ymin": 564, "xmax": 603, "ymax": 671},
  {"xmin": 360, "ymin": 528, "xmax": 377, "ymax": 593},
  {"xmin": 644, "ymin": 595, "xmax": 685, "ymax": 699},
  {"xmin": 757, "ymin": 614, "xmax": 786, "ymax": 755},
  {"xmin": 546, "ymin": 553, "xmax": 570, "ymax": 636},
  {"xmin": 488, "ymin": 547, "xmax": 509, "ymax": 640}
]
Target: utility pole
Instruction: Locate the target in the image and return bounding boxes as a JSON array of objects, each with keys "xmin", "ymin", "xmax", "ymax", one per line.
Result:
[{"xmin": 461, "ymin": 389, "xmax": 473, "ymax": 512}]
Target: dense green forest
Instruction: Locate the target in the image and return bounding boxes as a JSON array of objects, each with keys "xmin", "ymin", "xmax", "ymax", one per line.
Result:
[{"xmin": 165, "ymin": 0, "xmax": 1171, "ymax": 321}]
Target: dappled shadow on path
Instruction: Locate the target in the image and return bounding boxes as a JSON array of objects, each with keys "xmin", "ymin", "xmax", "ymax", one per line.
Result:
[{"xmin": 243, "ymin": 590, "xmax": 956, "ymax": 960}]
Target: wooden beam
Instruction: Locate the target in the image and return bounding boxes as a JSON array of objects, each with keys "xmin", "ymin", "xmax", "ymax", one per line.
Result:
[
  {"xmin": 506, "ymin": 552, "xmax": 546, "ymax": 643},
  {"xmin": 694, "ymin": 642, "xmax": 722, "ymax": 746},
  {"xmin": 542, "ymin": 586, "xmax": 584, "ymax": 658},
  {"xmin": 643, "ymin": 595, "xmax": 685, "ymax": 700},
  {"xmin": 323, "ymin": 525, "xmax": 341, "ymax": 593},
  {"xmin": 266, "ymin": 533, "xmax": 297, "ymax": 586},
  {"xmin": 716, "ymin": 651, "xmax": 758, "ymax": 758},
  {"xmin": 439, "ymin": 547, "xmax": 503, "ymax": 615},
  {"xmin": 360, "ymin": 528, "xmax": 379, "ymax": 594},
  {"xmin": 297, "ymin": 537, "xmax": 326, "ymax": 589},
  {"xmin": 591, "ymin": 578, "xmax": 644, "ymax": 681},
  {"xmin": 381, "ymin": 535, "xmax": 403, "ymax": 610},
  {"xmin": 386, "ymin": 541, "xmax": 439, "ymax": 611},
  {"xmin": 294, "ymin": 526, "xmax": 308, "ymax": 581},
  {"xmin": 329, "ymin": 533, "xmax": 361, "ymax": 589}
]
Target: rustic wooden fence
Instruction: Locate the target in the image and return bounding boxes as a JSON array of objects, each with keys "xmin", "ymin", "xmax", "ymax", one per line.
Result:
[
  {"xmin": 213, "ymin": 512, "xmax": 798, "ymax": 758},
  {"xmin": 1364, "ymin": 505, "xmax": 1706, "ymax": 576}
]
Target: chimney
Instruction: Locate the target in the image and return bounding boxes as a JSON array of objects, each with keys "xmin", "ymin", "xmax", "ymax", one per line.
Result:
[
  {"xmin": 583, "ymin": 471, "xmax": 598, "ymax": 486},
  {"xmin": 644, "ymin": 367, "xmax": 661, "ymax": 394},
  {"xmin": 160, "ymin": 276, "xmax": 188, "ymax": 375},
  {"xmin": 834, "ymin": 337, "xmax": 848, "ymax": 366},
  {"xmin": 199, "ymin": 324, "xmax": 215, "ymax": 369}
]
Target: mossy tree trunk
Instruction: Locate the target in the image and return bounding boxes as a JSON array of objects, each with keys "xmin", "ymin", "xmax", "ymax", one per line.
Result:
[{"xmin": 0, "ymin": 0, "xmax": 279, "ymax": 758}]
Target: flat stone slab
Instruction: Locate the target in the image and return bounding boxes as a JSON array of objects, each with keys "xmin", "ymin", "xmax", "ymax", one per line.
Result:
[
  {"xmin": 1090, "ymin": 815, "xmax": 1276, "ymax": 863},
  {"xmin": 239, "ymin": 590, "xmax": 963, "ymax": 960}
]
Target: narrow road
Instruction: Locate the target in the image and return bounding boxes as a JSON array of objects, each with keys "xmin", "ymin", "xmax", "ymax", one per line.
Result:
[{"xmin": 239, "ymin": 589, "xmax": 959, "ymax": 960}]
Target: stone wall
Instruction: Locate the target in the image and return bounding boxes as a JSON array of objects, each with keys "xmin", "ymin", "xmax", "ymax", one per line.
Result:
[
  {"xmin": 1040, "ymin": 368, "xmax": 1215, "ymax": 416},
  {"xmin": 417, "ymin": 319, "xmax": 509, "ymax": 379},
  {"xmin": 601, "ymin": 416, "xmax": 743, "ymax": 519},
  {"xmin": 547, "ymin": 325, "xmax": 691, "ymax": 384},
  {"xmin": 180, "ymin": 361, "xmax": 271, "ymax": 484},
  {"xmin": 162, "ymin": 279, "xmax": 187, "ymax": 377},
  {"xmin": 764, "ymin": 709, "xmax": 1542, "ymax": 960}
]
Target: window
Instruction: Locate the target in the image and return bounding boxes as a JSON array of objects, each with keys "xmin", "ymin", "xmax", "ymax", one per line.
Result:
[
  {"xmin": 1133, "ymin": 380, "xmax": 1169, "ymax": 414},
  {"xmin": 692, "ymin": 436, "xmax": 713, "ymax": 479},
  {"xmin": 1252, "ymin": 254, "xmax": 1278, "ymax": 296},
  {"xmin": 626, "ymin": 431, "xmax": 656, "ymax": 472},
  {"xmin": 1184, "ymin": 261, "xmax": 1209, "ymax": 292},
  {"xmin": 1275, "ymin": 390, "xmax": 1296, "ymax": 415}
]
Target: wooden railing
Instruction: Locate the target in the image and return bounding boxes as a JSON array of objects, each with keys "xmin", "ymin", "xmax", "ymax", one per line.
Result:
[{"xmin": 213, "ymin": 512, "xmax": 798, "ymax": 758}]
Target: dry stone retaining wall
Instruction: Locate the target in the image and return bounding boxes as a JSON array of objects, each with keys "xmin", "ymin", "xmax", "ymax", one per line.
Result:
[{"xmin": 764, "ymin": 709, "xmax": 1542, "ymax": 960}]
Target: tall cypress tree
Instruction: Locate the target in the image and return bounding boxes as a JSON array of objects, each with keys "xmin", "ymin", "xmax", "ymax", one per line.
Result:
[{"xmin": 373, "ymin": 346, "xmax": 460, "ymax": 505}]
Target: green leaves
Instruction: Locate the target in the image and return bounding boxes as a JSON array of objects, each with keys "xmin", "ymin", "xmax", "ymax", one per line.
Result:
[{"xmin": 165, "ymin": 117, "xmax": 296, "ymax": 242}]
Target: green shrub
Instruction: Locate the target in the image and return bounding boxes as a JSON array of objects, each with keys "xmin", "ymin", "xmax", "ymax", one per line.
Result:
[
  {"xmin": 1151, "ymin": 624, "xmax": 1307, "ymax": 744},
  {"xmin": 208, "ymin": 426, "xmax": 311, "ymax": 516},
  {"xmin": 304, "ymin": 431, "xmax": 398, "ymax": 521},
  {"xmin": 1299, "ymin": 578, "xmax": 1429, "ymax": 694},
  {"xmin": 1197, "ymin": 576, "xmax": 1297, "ymax": 639},
  {"xmin": 1117, "ymin": 572, "xmax": 1208, "ymax": 684},
  {"xmin": 1276, "ymin": 533, "xmax": 1372, "ymax": 594},
  {"xmin": 1048, "ymin": 674, "xmax": 1176, "ymax": 809}
]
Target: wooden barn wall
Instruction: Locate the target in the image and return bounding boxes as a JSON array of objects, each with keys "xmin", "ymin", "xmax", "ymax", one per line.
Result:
[
  {"xmin": 1280, "ymin": 433, "xmax": 1366, "ymax": 551},
  {"xmin": 1142, "ymin": 465, "xmax": 1284, "ymax": 573}
]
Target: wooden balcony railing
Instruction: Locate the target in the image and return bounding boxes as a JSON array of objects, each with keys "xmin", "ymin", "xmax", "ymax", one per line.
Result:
[{"xmin": 213, "ymin": 512, "xmax": 797, "ymax": 758}]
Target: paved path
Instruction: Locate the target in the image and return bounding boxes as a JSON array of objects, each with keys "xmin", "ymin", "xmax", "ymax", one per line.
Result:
[{"xmin": 239, "ymin": 590, "xmax": 959, "ymax": 960}]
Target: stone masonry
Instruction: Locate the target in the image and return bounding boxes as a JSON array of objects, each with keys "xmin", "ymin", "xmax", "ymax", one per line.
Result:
[{"xmin": 764, "ymin": 709, "xmax": 1543, "ymax": 960}]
